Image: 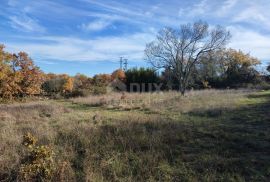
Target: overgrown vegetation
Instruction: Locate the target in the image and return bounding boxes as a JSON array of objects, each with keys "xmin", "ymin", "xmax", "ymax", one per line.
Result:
[
  {"xmin": 1, "ymin": 20, "xmax": 270, "ymax": 181},
  {"xmin": 1, "ymin": 90, "xmax": 270, "ymax": 181},
  {"xmin": 19, "ymin": 133, "xmax": 55, "ymax": 181}
]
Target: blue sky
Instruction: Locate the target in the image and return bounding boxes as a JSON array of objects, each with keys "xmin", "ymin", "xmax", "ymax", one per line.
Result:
[{"xmin": 0, "ymin": 0, "xmax": 270, "ymax": 76}]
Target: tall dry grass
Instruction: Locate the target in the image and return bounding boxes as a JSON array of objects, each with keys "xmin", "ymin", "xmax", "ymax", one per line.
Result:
[
  {"xmin": 0, "ymin": 102, "xmax": 70, "ymax": 181},
  {"xmin": 1, "ymin": 89, "xmax": 268, "ymax": 181},
  {"xmin": 71, "ymin": 89, "xmax": 250, "ymax": 113}
]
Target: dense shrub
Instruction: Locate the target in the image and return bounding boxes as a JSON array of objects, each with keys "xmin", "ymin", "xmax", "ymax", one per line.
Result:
[
  {"xmin": 19, "ymin": 133, "xmax": 55, "ymax": 181},
  {"xmin": 125, "ymin": 67, "xmax": 160, "ymax": 92},
  {"xmin": 42, "ymin": 74, "xmax": 75, "ymax": 98},
  {"xmin": 92, "ymin": 86, "xmax": 108, "ymax": 95},
  {"xmin": 164, "ymin": 49, "xmax": 263, "ymax": 90},
  {"xmin": 42, "ymin": 78, "xmax": 66, "ymax": 94}
]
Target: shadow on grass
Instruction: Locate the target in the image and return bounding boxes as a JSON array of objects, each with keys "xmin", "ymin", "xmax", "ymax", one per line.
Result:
[
  {"xmin": 56, "ymin": 132, "xmax": 87, "ymax": 182},
  {"xmin": 81, "ymin": 94, "xmax": 270, "ymax": 181},
  {"xmin": 247, "ymin": 91, "xmax": 270, "ymax": 99},
  {"xmin": 56, "ymin": 91, "xmax": 270, "ymax": 181}
]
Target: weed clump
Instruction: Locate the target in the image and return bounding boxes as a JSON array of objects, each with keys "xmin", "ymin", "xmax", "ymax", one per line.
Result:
[{"xmin": 19, "ymin": 133, "xmax": 55, "ymax": 181}]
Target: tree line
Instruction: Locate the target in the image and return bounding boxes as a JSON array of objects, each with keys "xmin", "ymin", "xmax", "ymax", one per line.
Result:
[
  {"xmin": 144, "ymin": 20, "xmax": 267, "ymax": 94},
  {"xmin": 1, "ymin": 21, "xmax": 270, "ymax": 101}
]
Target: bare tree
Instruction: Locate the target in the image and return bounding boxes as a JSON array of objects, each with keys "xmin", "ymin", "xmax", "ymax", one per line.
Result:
[
  {"xmin": 267, "ymin": 64, "xmax": 270, "ymax": 73},
  {"xmin": 145, "ymin": 21, "xmax": 231, "ymax": 95}
]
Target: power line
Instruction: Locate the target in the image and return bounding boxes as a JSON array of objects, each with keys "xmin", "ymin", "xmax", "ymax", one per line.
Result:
[
  {"xmin": 123, "ymin": 59, "xmax": 128, "ymax": 71},
  {"xmin": 119, "ymin": 57, "xmax": 123, "ymax": 70},
  {"xmin": 120, "ymin": 57, "xmax": 128, "ymax": 71}
]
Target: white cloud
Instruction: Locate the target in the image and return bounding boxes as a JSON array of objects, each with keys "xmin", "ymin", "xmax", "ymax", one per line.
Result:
[
  {"xmin": 81, "ymin": 0, "xmax": 145, "ymax": 18},
  {"xmin": 232, "ymin": 6, "xmax": 270, "ymax": 29},
  {"xmin": 9, "ymin": 15, "xmax": 45, "ymax": 33},
  {"xmin": 192, "ymin": 0, "xmax": 208, "ymax": 15},
  {"xmin": 81, "ymin": 19, "xmax": 112, "ymax": 31},
  {"xmin": 5, "ymin": 25, "xmax": 270, "ymax": 64},
  {"xmin": 80, "ymin": 0, "xmax": 182, "ymax": 27},
  {"xmin": 5, "ymin": 32, "xmax": 155, "ymax": 62},
  {"xmin": 7, "ymin": 0, "xmax": 18, "ymax": 7},
  {"xmin": 178, "ymin": 0, "xmax": 209, "ymax": 18},
  {"xmin": 216, "ymin": 0, "xmax": 238, "ymax": 17},
  {"xmin": 3, "ymin": 0, "xmax": 270, "ymax": 64},
  {"xmin": 229, "ymin": 26, "xmax": 270, "ymax": 61}
]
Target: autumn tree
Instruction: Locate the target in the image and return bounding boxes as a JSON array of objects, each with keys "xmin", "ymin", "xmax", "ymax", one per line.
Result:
[
  {"xmin": 91, "ymin": 74, "xmax": 112, "ymax": 94},
  {"xmin": 145, "ymin": 20, "xmax": 231, "ymax": 95},
  {"xmin": 190, "ymin": 49, "xmax": 260, "ymax": 88},
  {"xmin": 0, "ymin": 45, "xmax": 44, "ymax": 100},
  {"xmin": 218, "ymin": 49, "xmax": 260, "ymax": 86},
  {"xmin": 42, "ymin": 77, "xmax": 65, "ymax": 95},
  {"xmin": 62, "ymin": 75, "xmax": 74, "ymax": 93},
  {"xmin": 73, "ymin": 73, "xmax": 92, "ymax": 90},
  {"xmin": 42, "ymin": 74, "xmax": 74, "ymax": 96},
  {"xmin": 92, "ymin": 74, "xmax": 112, "ymax": 86},
  {"xmin": 13, "ymin": 52, "xmax": 45, "ymax": 96},
  {"xmin": 111, "ymin": 69, "xmax": 126, "ymax": 81},
  {"xmin": 0, "ymin": 45, "xmax": 22, "ymax": 99}
]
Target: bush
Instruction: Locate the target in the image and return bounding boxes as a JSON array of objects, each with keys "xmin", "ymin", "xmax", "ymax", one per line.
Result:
[
  {"xmin": 19, "ymin": 133, "xmax": 55, "ymax": 181},
  {"xmin": 92, "ymin": 86, "xmax": 107, "ymax": 95},
  {"xmin": 42, "ymin": 78, "xmax": 65, "ymax": 95},
  {"xmin": 245, "ymin": 81, "xmax": 270, "ymax": 90},
  {"xmin": 70, "ymin": 89, "xmax": 92, "ymax": 97}
]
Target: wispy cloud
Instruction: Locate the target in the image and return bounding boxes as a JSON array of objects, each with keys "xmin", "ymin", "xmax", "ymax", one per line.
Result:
[
  {"xmin": 7, "ymin": 0, "xmax": 18, "ymax": 7},
  {"xmin": 81, "ymin": 19, "xmax": 112, "ymax": 31},
  {"xmin": 1, "ymin": 0, "xmax": 270, "ymax": 67},
  {"xmin": 233, "ymin": 6, "xmax": 270, "ymax": 29},
  {"xmin": 229, "ymin": 26, "xmax": 270, "ymax": 61},
  {"xmin": 80, "ymin": 0, "xmax": 183, "ymax": 27},
  {"xmin": 35, "ymin": 59, "xmax": 58, "ymax": 65},
  {"xmin": 80, "ymin": 0, "xmax": 145, "ymax": 18},
  {"xmin": 216, "ymin": 0, "xmax": 238, "ymax": 17},
  {"xmin": 5, "ymin": 32, "xmax": 155, "ymax": 62},
  {"xmin": 9, "ymin": 15, "xmax": 45, "ymax": 33},
  {"xmin": 178, "ymin": 0, "xmax": 210, "ymax": 18}
]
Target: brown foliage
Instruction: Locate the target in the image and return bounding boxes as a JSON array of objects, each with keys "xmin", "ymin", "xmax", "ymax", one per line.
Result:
[
  {"xmin": 111, "ymin": 69, "xmax": 126, "ymax": 81},
  {"xmin": 0, "ymin": 44, "xmax": 44, "ymax": 100},
  {"xmin": 19, "ymin": 133, "xmax": 55, "ymax": 181},
  {"xmin": 62, "ymin": 76, "xmax": 74, "ymax": 93}
]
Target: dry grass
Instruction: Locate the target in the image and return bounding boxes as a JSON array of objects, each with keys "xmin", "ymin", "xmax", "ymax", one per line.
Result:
[
  {"xmin": 71, "ymin": 89, "xmax": 250, "ymax": 113},
  {"xmin": 0, "ymin": 102, "xmax": 70, "ymax": 122},
  {"xmin": 0, "ymin": 102, "xmax": 70, "ymax": 181},
  {"xmin": 1, "ymin": 89, "xmax": 269, "ymax": 181}
]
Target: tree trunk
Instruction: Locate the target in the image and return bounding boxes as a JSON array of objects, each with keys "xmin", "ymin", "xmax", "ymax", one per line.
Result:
[
  {"xmin": 179, "ymin": 80, "xmax": 186, "ymax": 95},
  {"xmin": 180, "ymin": 87, "xmax": 186, "ymax": 96}
]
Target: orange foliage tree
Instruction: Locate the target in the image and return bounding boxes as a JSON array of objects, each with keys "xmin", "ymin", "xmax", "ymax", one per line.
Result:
[
  {"xmin": 93, "ymin": 74, "xmax": 112, "ymax": 86},
  {"xmin": 62, "ymin": 76, "xmax": 74, "ymax": 93},
  {"xmin": 0, "ymin": 44, "xmax": 44, "ymax": 99},
  {"xmin": 0, "ymin": 45, "xmax": 22, "ymax": 99},
  {"xmin": 13, "ymin": 52, "xmax": 45, "ymax": 96},
  {"xmin": 42, "ymin": 74, "xmax": 75, "ymax": 96},
  {"xmin": 111, "ymin": 69, "xmax": 126, "ymax": 81},
  {"xmin": 74, "ymin": 73, "xmax": 92, "ymax": 90}
]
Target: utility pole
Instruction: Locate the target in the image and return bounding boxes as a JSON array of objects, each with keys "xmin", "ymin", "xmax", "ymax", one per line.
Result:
[
  {"xmin": 119, "ymin": 57, "xmax": 123, "ymax": 70},
  {"xmin": 123, "ymin": 59, "xmax": 128, "ymax": 71}
]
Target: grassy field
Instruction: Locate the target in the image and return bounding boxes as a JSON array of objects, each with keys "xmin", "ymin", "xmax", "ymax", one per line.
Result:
[{"xmin": 0, "ymin": 89, "xmax": 270, "ymax": 181}]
